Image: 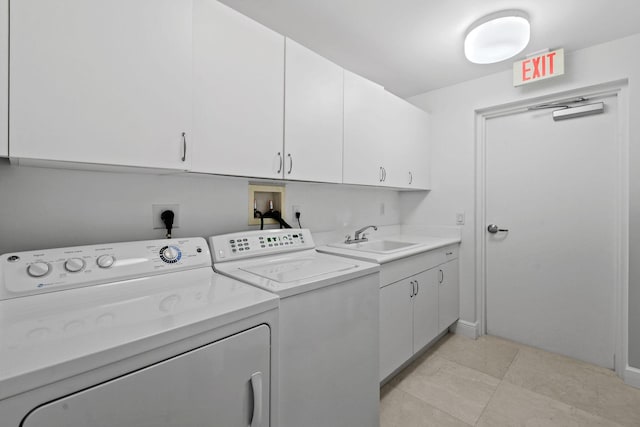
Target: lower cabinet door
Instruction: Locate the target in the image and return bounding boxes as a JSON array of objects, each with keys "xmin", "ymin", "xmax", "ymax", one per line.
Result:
[
  {"xmin": 380, "ymin": 279, "xmax": 413, "ymax": 381},
  {"xmin": 22, "ymin": 325, "xmax": 271, "ymax": 427},
  {"xmin": 439, "ymin": 259, "xmax": 460, "ymax": 332},
  {"xmin": 412, "ymin": 269, "xmax": 439, "ymax": 351}
]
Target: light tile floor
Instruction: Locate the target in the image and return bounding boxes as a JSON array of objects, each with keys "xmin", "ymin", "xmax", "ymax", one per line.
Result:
[{"xmin": 380, "ymin": 334, "xmax": 640, "ymax": 427}]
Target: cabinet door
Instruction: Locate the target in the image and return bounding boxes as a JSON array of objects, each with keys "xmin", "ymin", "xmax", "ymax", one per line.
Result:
[
  {"xmin": 23, "ymin": 325, "xmax": 271, "ymax": 427},
  {"xmin": 10, "ymin": 0, "xmax": 192, "ymax": 170},
  {"xmin": 379, "ymin": 279, "xmax": 413, "ymax": 381},
  {"xmin": 284, "ymin": 39, "xmax": 344, "ymax": 183},
  {"xmin": 343, "ymin": 70, "xmax": 386, "ymax": 186},
  {"xmin": 380, "ymin": 91, "xmax": 411, "ymax": 188},
  {"xmin": 192, "ymin": 0, "xmax": 285, "ymax": 178},
  {"xmin": 0, "ymin": 0, "xmax": 6, "ymax": 157},
  {"xmin": 412, "ymin": 269, "xmax": 439, "ymax": 352},
  {"xmin": 405, "ymin": 104, "xmax": 430, "ymax": 190},
  {"xmin": 438, "ymin": 259, "xmax": 460, "ymax": 332}
]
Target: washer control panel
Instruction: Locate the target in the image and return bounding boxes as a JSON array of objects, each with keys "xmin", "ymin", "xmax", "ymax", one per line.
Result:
[
  {"xmin": 0, "ymin": 238, "xmax": 210, "ymax": 300},
  {"xmin": 210, "ymin": 229, "xmax": 314, "ymax": 262}
]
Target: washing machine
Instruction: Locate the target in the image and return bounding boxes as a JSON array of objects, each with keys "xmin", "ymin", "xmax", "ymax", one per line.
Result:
[
  {"xmin": 0, "ymin": 237, "xmax": 278, "ymax": 426},
  {"xmin": 209, "ymin": 229, "xmax": 380, "ymax": 427}
]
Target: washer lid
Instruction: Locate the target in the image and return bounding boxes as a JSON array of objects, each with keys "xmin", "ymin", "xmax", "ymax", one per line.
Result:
[{"xmin": 240, "ymin": 257, "xmax": 358, "ymax": 283}]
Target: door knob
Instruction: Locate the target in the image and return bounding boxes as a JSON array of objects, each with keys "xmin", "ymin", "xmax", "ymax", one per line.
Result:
[{"xmin": 487, "ymin": 224, "xmax": 509, "ymax": 234}]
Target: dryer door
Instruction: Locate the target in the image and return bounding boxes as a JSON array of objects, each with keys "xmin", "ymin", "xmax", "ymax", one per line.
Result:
[{"xmin": 22, "ymin": 325, "xmax": 270, "ymax": 427}]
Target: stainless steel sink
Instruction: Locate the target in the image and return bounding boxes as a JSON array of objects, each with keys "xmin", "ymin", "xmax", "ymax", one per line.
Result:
[{"xmin": 328, "ymin": 240, "xmax": 419, "ymax": 254}]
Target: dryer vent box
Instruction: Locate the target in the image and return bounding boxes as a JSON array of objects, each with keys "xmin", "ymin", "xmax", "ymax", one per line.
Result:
[{"xmin": 248, "ymin": 183, "xmax": 285, "ymax": 226}]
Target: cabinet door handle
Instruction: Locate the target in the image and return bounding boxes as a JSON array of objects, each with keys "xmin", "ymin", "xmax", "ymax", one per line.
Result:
[
  {"xmin": 181, "ymin": 132, "xmax": 187, "ymax": 162},
  {"xmin": 409, "ymin": 281, "xmax": 415, "ymax": 297},
  {"xmin": 382, "ymin": 167, "xmax": 387, "ymax": 182},
  {"xmin": 439, "ymin": 269, "xmax": 444, "ymax": 284},
  {"xmin": 276, "ymin": 152, "xmax": 283, "ymax": 173},
  {"xmin": 250, "ymin": 372, "xmax": 263, "ymax": 427},
  {"xmin": 379, "ymin": 166, "xmax": 384, "ymax": 182},
  {"xmin": 446, "ymin": 251, "xmax": 453, "ymax": 256},
  {"xmin": 409, "ymin": 171, "xmax": 413, "ymax": 184},
  {"xmin": 287, "ymin": 153, "xmax": 293, "ymax": 174},
  {"xmin": 415, "ymin": 280, "xmax": 419, "ymax": 295}
]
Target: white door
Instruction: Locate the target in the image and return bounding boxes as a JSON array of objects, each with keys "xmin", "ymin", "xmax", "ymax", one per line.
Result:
[
  {"xmin": 192, "ymin": 0, "xmax": 285, "ymax": 178},
  {"xmin": 0, "ymin": 0, "xmax": 6, "ymax": 158},
  {"xmin": 10, "ymin": 0, "xmax": 192, "ymax": 170},
  {"xmin": 22, "ymin": 325, "xmax": 270, "ymax": 426},
  {"xmin": 284, "ymin": 39, "xmax": 343, "ymax": 183},
  {"xmin": 485, "ymin": 95, "xmax": 618, "ymax": 368}
]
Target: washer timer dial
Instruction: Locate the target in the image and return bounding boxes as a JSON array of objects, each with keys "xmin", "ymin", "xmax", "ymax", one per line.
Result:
[
  {"xmin": 27, "ymin": 262, "xmax": 51, "ymax": 278},
  {"xmin": 64, "ymin": 257, "xmax": 86, "ymax": 273},
  {"xmin": 159, "ymin": 246, "xmax": 182, "ymax": 264}
]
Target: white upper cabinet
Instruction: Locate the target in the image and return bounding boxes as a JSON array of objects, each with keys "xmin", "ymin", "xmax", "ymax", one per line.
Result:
[
  {"xmin": 0, "ymin": 0, "xmax": 7, "ymax": 157},
  {"xmin": 284, "ymin": 39, "xmax": 343, "ymax": 183},
  {"xmin": 192, "ymin": 0, "xmax": 285, "ymax": 178},
  {"xmin": 406, "ymin": 104, "xmax": 430, "ymax": 189},
  {"xmin": 10, "ymin": 0, "xmax": 192, "ymax": 170},
  {"xmin": 343, "ymin": 70, "xmax": 386, "ymax": 186},
  {"xmin": 383, "ymin": 92, "xmax": 430, "ymax": 189},
  {"xmin": 344, "ymin": 72, "xmax": 430, "ymax": 189}
]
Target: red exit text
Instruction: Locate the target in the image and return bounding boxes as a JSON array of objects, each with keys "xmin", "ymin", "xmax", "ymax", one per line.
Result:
[{"xmin": 513, "ymin": 48, "xmax": 565, "ymax": 87}]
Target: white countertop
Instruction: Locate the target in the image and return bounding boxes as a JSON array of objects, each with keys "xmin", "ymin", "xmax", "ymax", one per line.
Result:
[
  {"xmin": 317, "ymin": 234, "xmax": 461, "ymax": 264},
  {"xmin": 0, "ymin": 268, "xmax": 278, "ymax": 400}
]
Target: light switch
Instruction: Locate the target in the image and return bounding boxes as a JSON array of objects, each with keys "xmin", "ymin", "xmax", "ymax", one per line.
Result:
[{"xmin": 456, "ymin": 212, "xmax": 465, "ymax": 225}]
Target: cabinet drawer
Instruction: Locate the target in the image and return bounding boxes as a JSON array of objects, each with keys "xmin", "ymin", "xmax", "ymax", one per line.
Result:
[
  {"xmin": 443, "ymin": 245, "xmax": 459, "ymax": 262},
  {"xmin": 380, "ymin": 244, "xmax": 459, "ymax": 286}
]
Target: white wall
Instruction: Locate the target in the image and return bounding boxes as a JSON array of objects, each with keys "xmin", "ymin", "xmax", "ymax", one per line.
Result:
[
  {"xmin": 0, "ymin": 159, "xmax": 400, "ymax": 254},
  {"xmin": 403, "ymin": 34, "xmax": 640, "ymax": 369}
]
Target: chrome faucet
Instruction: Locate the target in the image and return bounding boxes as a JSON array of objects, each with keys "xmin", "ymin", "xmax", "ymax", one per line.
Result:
[{"xmin": 345, "ymin": 225, "xmax": 378, "ymax": 244}]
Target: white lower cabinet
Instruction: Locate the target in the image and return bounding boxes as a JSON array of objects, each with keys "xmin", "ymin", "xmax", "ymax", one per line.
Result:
[
  {"xmin": 379, "ymin": 245, "xmax": 459, "ymax": 382},
  {"xmin": 379, "ymin": 269, "xmax": 438, "ymax": 381},
  {"xmin": 380, "ymin": 278, "xmax": 414, "ymax": 381},
  {"xmin": 438, "ymin": 258, "xmax": 460, "ymax": 332},
  {"xmin": 412, "ymin": 269, "xmax": 440, "ymax": 351}
]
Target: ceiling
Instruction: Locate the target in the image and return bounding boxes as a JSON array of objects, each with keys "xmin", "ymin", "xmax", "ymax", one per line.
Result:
[{"xmin": 219, "ymin": 0, "xmax": 640, "ymax": 98}]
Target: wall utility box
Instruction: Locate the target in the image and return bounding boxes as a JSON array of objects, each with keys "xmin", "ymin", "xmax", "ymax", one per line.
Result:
[{"xmin": 248, "ymin": 183, "xmax": 286, "ymax": 226}]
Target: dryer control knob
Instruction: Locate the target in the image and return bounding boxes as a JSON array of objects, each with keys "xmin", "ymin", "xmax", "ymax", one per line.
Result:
[
  {"xmin": 97, "ymin": 255, "xmax": 115, "ymax": 269},
  {"xmin": 64, "ymin": 258, "xmax": 85, "ymax": 273},
  {"xmin": 161, "ymin": 246, "xmax": 179, "ymax": 261},
  {"xmin": 27, "ymin": 262, "xmax": 51, "ymax": 278}
]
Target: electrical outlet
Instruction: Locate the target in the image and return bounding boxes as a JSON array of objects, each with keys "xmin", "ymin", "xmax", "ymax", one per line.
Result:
[
  {"xmin": 292, "ymin": 205, "xmax": 301, "ymax": 221},
  {"xmin": 456, "ymin": 212, "xmax": 465, "ymax": 225},
  {"xmin": 153, "ymin": 204, "xmax": 180, "ymax": 229}
]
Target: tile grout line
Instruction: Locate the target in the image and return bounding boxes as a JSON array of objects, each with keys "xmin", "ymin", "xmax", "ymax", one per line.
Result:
[
  {"xmin": 395, "ymin": 357, "xmax": 488, "ymax": 426},
  {"xmin": 501, "ymin": 344, "xmax": 522, "ymax": 382},
  {"xmin": 473, "ymin": 347, "xmax": 521, "ymax": 425},
  {"xmin": 495, "ymin": 347, "xmax": 630, "ymax": 427}
]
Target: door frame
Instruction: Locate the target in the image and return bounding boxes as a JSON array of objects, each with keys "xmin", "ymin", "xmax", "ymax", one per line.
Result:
[{"xmin": 474, "ymin": 80, "xmax": 629, "ymax": 378}]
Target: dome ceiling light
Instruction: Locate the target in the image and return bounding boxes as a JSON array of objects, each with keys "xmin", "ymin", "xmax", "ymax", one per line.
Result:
[{"xmin": 464, "ymin": 10, "xmax": 530, "ymax": 64}]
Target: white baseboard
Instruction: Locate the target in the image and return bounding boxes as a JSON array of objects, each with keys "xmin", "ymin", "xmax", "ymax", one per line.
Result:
[
  {"xmin": 624, "ymin": 366, "xmax": 640, "ymax": 389},
  {"xmin": 450, "ymin": 319, "xmax": 479, "ymax": 339}
]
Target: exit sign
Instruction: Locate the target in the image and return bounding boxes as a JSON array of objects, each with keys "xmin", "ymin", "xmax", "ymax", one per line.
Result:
[{"xmin": 513, "ymin": 48, "xmax": 564, "ymax": 87}]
